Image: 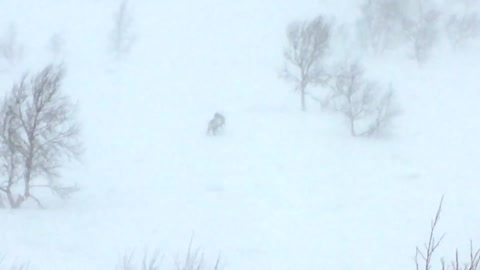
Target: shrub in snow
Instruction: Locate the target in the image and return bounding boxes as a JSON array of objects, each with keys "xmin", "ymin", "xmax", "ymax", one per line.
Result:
[
  {"xmin": 327, "ymin": 61, "xmax": 400, "ymax": 137},
  {"xmin": 0, "ymin": 64, "xmax": 83, "ymax": 209},
  {"xmin": 281, "ymin": 15, "xmax": 331, "ymax": 111}
]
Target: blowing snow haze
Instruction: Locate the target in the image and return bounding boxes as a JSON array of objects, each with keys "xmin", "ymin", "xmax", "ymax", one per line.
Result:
[{"xmin": 0, "ymin": 1, "xmax": 480, "ymax": 270}]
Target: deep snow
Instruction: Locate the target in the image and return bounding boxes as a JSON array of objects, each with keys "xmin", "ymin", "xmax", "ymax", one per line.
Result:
[{"xmin": 1, "ymin": 1, "xmax": 480, "ymax": 270}]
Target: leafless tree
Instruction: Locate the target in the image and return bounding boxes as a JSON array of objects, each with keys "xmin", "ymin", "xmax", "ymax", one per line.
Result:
[
  {"xmin": 281, "ymin": 15, "xmax": 331, "ymax": 111},
  {"xmin": 46, "ymin": 33, "xmax": 66, "ymax": 59},
  {"xmin": 0, "ymin": 24, "xmax": 23, "ymax": 67},
  {"xmin": 110, "ymin": 0, "xmax": 136, "ymax": 58},
  {"xmin": 0, "ymin": 93, "xmax": 24, "ymax": 208},
  {"xmin": 357, "ymin": 0, "xmax": 410, "ymax": 53},
  {"xmin": 445, "ymin": 12, "xmax": 480, "ymax": 48},
  {"xmin": 0, "ymin": 64, "xmax": 83, "ymax": 209},
  {"xmin": 402, "ymin": 0, "xmax": 441, "ymax": 63},
  {"xmin": 327, "ymin": 61, "xmax": 399, "ymax": 137},
  {"xmin": 0, "ymin": 194, "xmax": 4, "ymax": 207}
]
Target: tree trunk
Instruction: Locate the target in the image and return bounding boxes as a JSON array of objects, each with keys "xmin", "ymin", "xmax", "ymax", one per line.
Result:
[
  {"xmin": 24, "ymin": 167, "xmax": 31, "ymax": 198},
  {"xmin": 3, "ymin": 167, "xmax": 24, "ymax": 208},
  {"xmin": 300, "ymin": 83, "xmax": 307, "ymax": 112},
  {"xmin": 24, "ymin": 139, "xmax": 35, "ymax": 199},
  {"xmin": 23, "ymin": 154, "xmax": 33, "ymax": 198},
  {"xmin": 6, "ymin": 189, "xmax": 23, "ymax": 209},
  {"xmin": 6, "ymin": 189, "xmax": 15, "ymax": 207},
  {"xmin": 349, "ymin": 116, "xmax": 356, "ymax": 136}
]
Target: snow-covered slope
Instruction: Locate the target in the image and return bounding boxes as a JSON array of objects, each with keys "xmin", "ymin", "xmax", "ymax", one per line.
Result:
[{"xmin": 1, "ymin": 1, "xmax": 479, "ymax": 270}]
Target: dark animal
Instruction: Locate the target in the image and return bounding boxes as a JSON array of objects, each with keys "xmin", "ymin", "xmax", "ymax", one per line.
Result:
[{"xmin": 207, "ymin": 112, "xmax": 225, "ymax": 135}]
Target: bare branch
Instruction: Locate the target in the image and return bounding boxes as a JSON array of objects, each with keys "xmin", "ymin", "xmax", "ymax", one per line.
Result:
[
  {"xmin": 116, "ymin": 249, "xmax": 162, "ymax": 270},
  {"xmin": 173, "ymin": 235, "xmax": 222, "ymax": 270},
  {"xmin": 28, "ymin": 193, "xmax": 44, "ymax": 209},
  {"xmin": 49, "ymin": 184, "xmax": 80, "ymax": 200},
  {"xmin": 415, "ymin": 196, "xmax": 445, "ymax": 270}
]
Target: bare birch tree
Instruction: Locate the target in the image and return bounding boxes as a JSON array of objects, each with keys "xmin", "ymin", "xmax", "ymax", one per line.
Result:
[
  {"xmin": 357, "ymin": 0, "xmax": 409, "ymax": 53},
  {"xmin": 0, "ymin": 64, "xmax": 82, "ymax": 208},
  {"xmin": 403, "ymin": 0, "xmax": 440, "ymax": 63},
  {"xmin": 110, "ymin": 0, "xmax": 136, "ymax": 58},
  {"xmin": 328, "ymin": 61, "xmax": 399, "ymax": 137},
  {"xmin": 445, "ymin": 12, "xmax": 480, "ymax": 48},
  {"xmin": 0, "ymin": 93, "xmax": 24, "ymax": 208},
  {"xmin": 47, "ymin": 33, "xmax": 66, "ymax": 60},
  {"xmin": 281, "ymin": 15, "xmax": 331, "ymax": 111}
]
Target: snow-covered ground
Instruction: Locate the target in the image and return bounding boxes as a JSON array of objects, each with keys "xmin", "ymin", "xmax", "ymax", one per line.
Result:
[{"xmin": 1, "ymin": 1, "xmax": 480, "ymax": 270}]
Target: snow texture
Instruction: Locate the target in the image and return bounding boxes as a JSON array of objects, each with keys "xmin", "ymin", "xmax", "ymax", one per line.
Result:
[{"xmin": 0, "ymin": 0, "xmax": 479, "ymax": 270}]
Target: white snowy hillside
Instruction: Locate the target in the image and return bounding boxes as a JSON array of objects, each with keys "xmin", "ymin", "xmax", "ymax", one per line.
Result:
[{"xmin": 0, "ymin": 0, "xmax": 480, "ymax": 270}]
